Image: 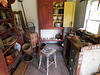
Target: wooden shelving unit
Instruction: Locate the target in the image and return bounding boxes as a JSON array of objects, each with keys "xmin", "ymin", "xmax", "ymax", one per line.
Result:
[
  {"xmin": 41, "ymin": 39, "xmax": 62, "ymax": 41},
  {"xmin": 53, "ymin": 21, "xmax": 63, "ymax": 22},
  {"xmin": 53, "ymin": 14, "xmax": 63, "ymax": 16},
  {"xmin": 38, "ymin": 0, "xmax": 65, "ymax": 42},
  {"xmin": 0, "ymin": 27, "xmax": 15, "ymax": 35},
  {"xmin": 8, "ymin": 52, "xmax": 22, "ymax": 71},
  {"xmin": 0, "ymin": 18, "xmax": 13, "ymax": 22},
  {"xmin": 3, "ymin": 37, "xmax": 21, "ymax": 55},
  {"xmin": 53, "ymin": 7, "xmax": 64, "ymax": 9},
  {"xmin": 0, "ymin": 7, "xmax": 11, "ymax": 9},
  {"xmin": 0, "ymin": 0, "xmax": 23, "ymax": 74},
  {"xmin": 53, "ymin": 2, "xmax": 64, "ymax": 28}
]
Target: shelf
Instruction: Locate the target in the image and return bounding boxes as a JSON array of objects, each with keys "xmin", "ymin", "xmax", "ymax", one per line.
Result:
[
  {"xmin": 53, "ymin": 14, "xmax": 63, "ymax": 16},
  {"xmin": 52, "ymin": 27, "xmax": 64, "ymax": 29},
  {"xmin": 53, "ymin": 7, "xmax": 64, "ymax": 9},
  {"xmin": 53, "ymin": 21, "xmax": 63, "ymax": 22},
  {"xmin": 0, "ymin": 18, "xmax": 13, "ymax": 22},
  {"xmin": 0, "ymin": 27, "xmax": 15, "ymax": 35},
  {"xmin": 0, "ymin": 7, "xmax": 11, "ymax": 10},
  {"xmin": 7, "ymin": 52, "xmax": 22, "ymax": 71},
  {"xmin": 3, "ymin": 37, "xmax": 21, "ymax": 55},
  {"xmin": 41, "ymin": 39, "xmax": 62, "ymax": 41}
]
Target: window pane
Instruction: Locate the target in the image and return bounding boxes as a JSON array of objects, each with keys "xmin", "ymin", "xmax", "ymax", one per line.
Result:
[
  {"xmin": 89, "ymin": 11, "xmax": 100, "ymax": 20},
  {"xmin": 90, "ymin": 1, "xmax": 98, "ymax": 11},
  {"xmin": 86, "ymin": 20, "xmax": 99, "ymax": 34}
]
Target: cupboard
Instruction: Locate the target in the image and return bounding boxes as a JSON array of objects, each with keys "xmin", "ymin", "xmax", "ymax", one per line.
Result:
[
  {"xmin": 64, "ymin": 31, "xmax": 100, "ymax": 75},
  {"xmin": 38, "ymin": 1, "xmax": 52, "ymax": 29},
  {"xmin": 38, "ymin": 0, "xmax": 76, "ymax": 41},
  {"xmin": 0, "ymin": 0, "xmax": 23, "ymax": 74},
  {"xmin": 63, "ymin": 2, "xmax": 76, "ymax": 27}
]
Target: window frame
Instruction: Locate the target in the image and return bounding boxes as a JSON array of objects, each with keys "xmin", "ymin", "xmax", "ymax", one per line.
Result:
[{"xmin": 84, "ymin": 0, "xmax": 100, "ymax": 34}]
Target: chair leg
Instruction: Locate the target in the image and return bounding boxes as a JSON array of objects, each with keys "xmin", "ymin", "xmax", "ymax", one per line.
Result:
[
  {"xmin": 47, "ymin": 57, "xmax": 49, "ymax": 75},
  {"xmin": 39, "ymin": 55, "xmax": 42, "ymax": 69},
  {"xmin": 54, "ymin": 52, "xmax": 57, "ymax": 68}
]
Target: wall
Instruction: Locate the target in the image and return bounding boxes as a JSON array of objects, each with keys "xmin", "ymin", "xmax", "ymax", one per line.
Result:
[
  {"xmin": 11, "ymin": 0, "xmax": 87, "ymax": 43},
  {"xmin": 73, "ymin": 0, "xmax": 87, "ymax": 31},
  {"xmin": 11, "ymin": 0, "xmax": 39, "ymax": 33},
  {"xmin": 11, "ymin": 0, "xmax": 20, "ymax": 11}
]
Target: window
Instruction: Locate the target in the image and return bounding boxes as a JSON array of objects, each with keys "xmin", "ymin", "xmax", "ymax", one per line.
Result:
[{"xmin": 84, "ymin": 0, "xmax": 100, "ymax": 34}]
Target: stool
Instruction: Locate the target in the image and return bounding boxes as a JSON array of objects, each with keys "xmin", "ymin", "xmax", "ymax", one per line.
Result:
[{"xmin": 38, "ymin": 47, "xmax": 57, "ymax": 75}]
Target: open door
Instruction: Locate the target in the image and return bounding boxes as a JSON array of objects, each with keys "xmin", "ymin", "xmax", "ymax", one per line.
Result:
[{"xmin": 63, "ymin": 2, "xmax": 76, "ymax": 27}]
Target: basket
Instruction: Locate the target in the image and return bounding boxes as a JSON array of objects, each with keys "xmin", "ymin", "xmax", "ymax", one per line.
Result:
[
  {"xmin": 22, "ymin": 43, "xmax": 33, "ymax": 55},
  {"xmin": 3, "ymin": 36, "xmax": 18, "ymax": 46}
]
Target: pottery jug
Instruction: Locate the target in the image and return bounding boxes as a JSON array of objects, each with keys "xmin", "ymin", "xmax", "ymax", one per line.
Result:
[{"xmin": 14, "ymin": 42, "xmax": 21, "ymax": 51}]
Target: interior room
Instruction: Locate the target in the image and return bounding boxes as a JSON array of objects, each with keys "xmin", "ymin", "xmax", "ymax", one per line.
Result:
[{"xmin": 0, "ymin": 0, "xmax": 100, "ymax": 75}]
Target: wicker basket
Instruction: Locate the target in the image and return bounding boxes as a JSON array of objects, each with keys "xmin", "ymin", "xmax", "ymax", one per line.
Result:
[
  {"xmin": 3, "ymin": 36, "xmax": 18, "ymax": 46},
  {"xmin": 22, "ymin": 43, "xmax": 33, "ymax": 55}
]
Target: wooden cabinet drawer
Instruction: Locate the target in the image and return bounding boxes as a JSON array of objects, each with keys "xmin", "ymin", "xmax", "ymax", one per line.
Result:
[
  {"xmin": 68, "ymin": 63, "xmax": 76, "ymax": 75},
  {"xmin": 70, "ymin": 45, "xmax": 77, "ymax": 58},
  {"xmin": 69, "ymin": 56, "xmax": 75, "ymax": 67},
  {"xmin": 68, "ymin": 64, "xmax": 73, "ymax": 75},
  {"xmin": 70, "ymin": 48, "xmax": 76, "ymax": 58},
  {"xmin": 70, "ymin": 44, "xmax": 79, "ymax": 59}
]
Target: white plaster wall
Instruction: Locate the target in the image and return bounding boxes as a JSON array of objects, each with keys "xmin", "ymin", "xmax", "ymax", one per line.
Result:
[
  {"xmin": 11, "ymin": 0, "xmax": 39, "ymax": 33},
  {"xmin": 41, "ymin": 29, "xmax": 62, "ymax": 39},
  {"xmin": 73, "ymin": 0, "xmax": 87, "ymax": 31},
  {"xmin": 11, "ymin": 0, "xmax": 20, "ymax": 11}
]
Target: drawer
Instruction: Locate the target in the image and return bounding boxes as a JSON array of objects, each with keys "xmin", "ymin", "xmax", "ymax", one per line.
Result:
[
  {"xmin": 69, "ymin": 56, "xmax": 75, "ymax": 67},
  {"xmin": 70, "ymin": 48, "xmax": 76, "ymax": 59},
  {"xmin": 68, "ymin": 64, "xmax": 73, "ymax": 75},
  {"xmin": 68, "ymin": 63, "xmax": 76, "ymax": 75},
  {"xmin": 70, "ymin": 44, "xmax": 78, "ymax": 60}
]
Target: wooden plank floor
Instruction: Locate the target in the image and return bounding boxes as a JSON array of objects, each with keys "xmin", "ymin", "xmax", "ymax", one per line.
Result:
[
  {"xmin": 24, "ymin": 44, "xmax": 70, "ymax": 75},
  {"xmin": 13, "ymin": 61, "xmax": 29, "ymax": 75}
]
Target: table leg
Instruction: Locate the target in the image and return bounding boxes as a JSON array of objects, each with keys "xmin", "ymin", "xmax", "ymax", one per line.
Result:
[
  {"xmin": 39, "ymin": 55, "xmax": 42, "ymax": 69},
  {"xmin": 54, "ymin": 52, "xmax": 57, "ymax": 68},
  {"xmin": 47, "ymin": 57, "xmax": 49, "ymax": 75}
]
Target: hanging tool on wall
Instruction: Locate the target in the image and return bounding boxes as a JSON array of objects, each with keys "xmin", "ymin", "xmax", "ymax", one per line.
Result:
[{"xmin": 18, "ymin": 0, "xmax": 28, "ymax": 30}]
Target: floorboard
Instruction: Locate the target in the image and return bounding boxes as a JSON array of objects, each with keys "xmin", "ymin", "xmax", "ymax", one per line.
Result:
[{"xmin": 24, "ymin": 43, "xmax": 70, "ymax": 75}]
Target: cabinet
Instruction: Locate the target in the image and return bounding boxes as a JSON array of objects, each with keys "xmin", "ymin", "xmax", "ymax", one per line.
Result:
[
  {"xmin": 63, "ymin": 2, "xmax": 76, "ymax": 27},
  {"xmin": 38, "ymin": 1, "xmax": 76, "ymax": 28},
  {"xmin": 64, "ymin": 32, "xmax": 100, "ymax": 75},
  {"xmin": 38, "ymin": 1, "xmax": 52, "ymax": 29},
  {"xmin": 38, "ymin": 0, "xmax": 76, "ymax": 41},
  {"xmin": 0, "ymin": 0, "xmax": 23, "ymax": 74},
  {"xmin": 64, "ymin": 38, "xmax": 79, "ymax": 75}
]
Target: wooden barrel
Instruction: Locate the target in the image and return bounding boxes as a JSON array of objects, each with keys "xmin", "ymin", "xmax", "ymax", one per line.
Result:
[
  {"xmin": 22, "ymin": 43, "xmax": 33, "ymax": 55},
  {"xmin": 30, "ymin": 32, "xmax": 38, "ymax": 50}
]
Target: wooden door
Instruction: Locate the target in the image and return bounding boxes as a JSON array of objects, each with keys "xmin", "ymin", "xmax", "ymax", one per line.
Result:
[
  {"xmin": 38, "ymin": 2, "xmax": 52, "ymax": 29},
  {"xmin": 63, "ymin": 2, "xmax": 76, "ymax": 27}
]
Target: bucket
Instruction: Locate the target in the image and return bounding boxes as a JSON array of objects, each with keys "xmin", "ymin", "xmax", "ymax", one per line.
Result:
[{"xmin": 22, "ymin": 43, "xmax": 33, "ymax": 55}]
